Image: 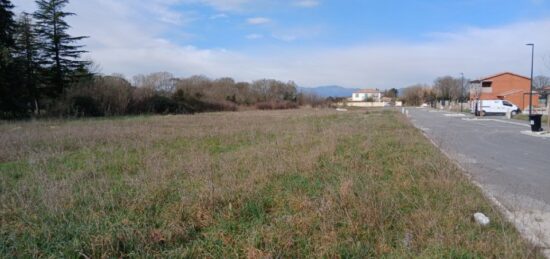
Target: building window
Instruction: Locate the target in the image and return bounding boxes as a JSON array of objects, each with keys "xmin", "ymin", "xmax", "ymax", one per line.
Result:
[
  {"xmin": 482, "ymin": 82, "xmax": 492, "ymax": 88},
  {"xmin": 482, "ymin": 81, "xmax": 493, "ymax": 93}
]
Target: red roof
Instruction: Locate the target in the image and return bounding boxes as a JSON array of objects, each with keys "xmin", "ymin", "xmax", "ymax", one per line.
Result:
[
  {"xmin": 354, "ymin": 88, "xmax": 380, "ymax": 94},
  {"xmin": 479, "ymin": 72, "xmax": 531, "ymax": 81}
]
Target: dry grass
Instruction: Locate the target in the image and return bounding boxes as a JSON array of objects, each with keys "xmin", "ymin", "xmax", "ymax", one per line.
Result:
[{"xmin": 0, "ymin": 108, "xmax": 541, "ymax": 258}]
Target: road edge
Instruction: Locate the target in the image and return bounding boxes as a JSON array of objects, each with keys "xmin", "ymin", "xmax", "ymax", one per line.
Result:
[{"xmin": 407, "ymin": 113, "xmax": 550, "ymax": 258}]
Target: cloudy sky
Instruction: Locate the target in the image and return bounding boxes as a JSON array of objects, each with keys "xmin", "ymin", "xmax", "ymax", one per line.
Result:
[{"xmin": 12, "ymin": 0, "xmax": 550, "ymax": 89}]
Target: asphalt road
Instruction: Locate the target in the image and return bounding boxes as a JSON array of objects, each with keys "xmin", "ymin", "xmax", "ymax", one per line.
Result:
[{"xmin": 407, "ymin": 108, "xmax": 550, "ymax": 251}]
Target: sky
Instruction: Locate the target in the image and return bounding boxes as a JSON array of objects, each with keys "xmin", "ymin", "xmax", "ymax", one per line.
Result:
[{"xmin": 12, "ymin": 0, "xmax": 550, "ymax": 89}]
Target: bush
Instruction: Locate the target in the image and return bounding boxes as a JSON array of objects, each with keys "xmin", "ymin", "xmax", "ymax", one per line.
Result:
[
  {"xmin": 91, "ymin": 76, "xmax": 132, "ymax": 116},
  {"xmin": 69, "ymin": 96, "xmax": 103, "ymax": 117},
  {"xmin": 129, "ymin": 95, "xmax": 179, "ymax": 115},
  {"xmin": 149, "ymin": 95, "xmax": 179, "ymax": 114},
  {"xmin": 48, "ymin": 75, "xmax": 133, "ymax": 117},
  {"xmin": 172, "ymin": 89, "xmax": 238, "ymax": 113},
  {"xmin": 197, "ymin": 98, "xmax": 238, "ymax": 112}
]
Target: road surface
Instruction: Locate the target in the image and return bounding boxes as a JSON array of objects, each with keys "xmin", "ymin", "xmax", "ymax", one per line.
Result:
[{"xmin": 407, "ymin": 108, "xmax": 550, "ymax": 254}]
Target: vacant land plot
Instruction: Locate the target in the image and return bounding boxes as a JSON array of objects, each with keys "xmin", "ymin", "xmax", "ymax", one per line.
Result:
[{"xmin": 0, "ymin": 109, "xmax": 540, "ymax": 257}]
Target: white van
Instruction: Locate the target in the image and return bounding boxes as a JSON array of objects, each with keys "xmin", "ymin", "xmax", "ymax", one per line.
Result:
[{"xmin": 471, "ymin": 100, "xmax": 520, "ymax": 115}]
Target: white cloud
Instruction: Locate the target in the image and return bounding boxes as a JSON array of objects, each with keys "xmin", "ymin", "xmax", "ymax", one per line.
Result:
[
  {"xmin": 246, "ymin": 17, "xmax": 271, "ymax": 25},
  {"xmin": 11, "ymin": 0, "xmax": 550, "ymax": 89},
  {"xmin": 271, "ymin": 26, "xmax": 324, "ymax": 42},
  {"xmin": 246, "ymin": 34, "xmax": 264, "ymax": 40},
  {"xmin": 294, "ymin": 0, "xmax": 320, "ymax": 8},
  {"xmin": 272, "ymin": 34, "xmax": 297, "ymax": 42},
  {"xmin": 181, "ymin": 0, "xmax": 253, "ymax": 11},
  {"xmin": 210, "ymin": 13, "xmax": 228, "ymax": 19},
  {"xmin": 265, "ymin": 20, "xmax": 550, "ymax": 88}
]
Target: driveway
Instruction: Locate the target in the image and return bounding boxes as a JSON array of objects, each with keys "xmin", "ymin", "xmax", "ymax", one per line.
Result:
[{"xmin": 407, "ymin": 108, "xmax": 550, "ymax": 254}]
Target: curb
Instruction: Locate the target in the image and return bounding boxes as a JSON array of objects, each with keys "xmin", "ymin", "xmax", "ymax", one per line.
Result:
[
  {"xmin": 521, "ymin": 131, "xmax": 550, "ymax": 138},
  {"xmin": 407, "ymin": 114, "xmax": 550, "ymax": 257}
]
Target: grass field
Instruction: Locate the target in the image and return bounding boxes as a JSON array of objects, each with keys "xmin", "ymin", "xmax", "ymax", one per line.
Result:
[{"xmin": 0, "ymin": 109, "xmax": 540, "ymax": 258}]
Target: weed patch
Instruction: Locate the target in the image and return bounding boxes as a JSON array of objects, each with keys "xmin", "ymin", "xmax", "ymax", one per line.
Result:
[{"xmin": 0, "ymin": 109, "xmax": 540, "ymax": 257}]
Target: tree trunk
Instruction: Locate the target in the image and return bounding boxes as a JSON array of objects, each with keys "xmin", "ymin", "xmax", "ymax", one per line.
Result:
[{"xmin": 34, "ymin": 98, "xmax": 40, "ymax": 115}]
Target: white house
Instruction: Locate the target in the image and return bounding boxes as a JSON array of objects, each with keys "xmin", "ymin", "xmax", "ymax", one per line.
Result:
[{"xmin": 351, "ymin": 89, "xmax": 382, "ymax": 102}]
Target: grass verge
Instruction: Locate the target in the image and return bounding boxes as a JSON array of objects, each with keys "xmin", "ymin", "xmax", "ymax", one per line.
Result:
[{"xmin": 0, "ymin": 109, "xmax": 541, "ymax": 257}]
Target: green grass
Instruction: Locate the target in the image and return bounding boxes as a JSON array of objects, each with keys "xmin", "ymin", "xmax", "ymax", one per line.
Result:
[{"xmin": 0, "ymin": 109, "xmax": 541, "ymax": 258}]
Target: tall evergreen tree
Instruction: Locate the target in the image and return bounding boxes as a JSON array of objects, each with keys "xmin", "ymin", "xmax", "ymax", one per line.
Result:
[
  {"xmin": 0, "ymin": 0, "xmax": 21, "ymax": 117},
  {"xmin": 33, "ymin": 0, "xmax": 89, "ymax": 95},
  {"xmin": 14, "ymin": 13, "xmax": 41, "ymax": 114},
  {"xmin": 0, "ymin": 0, "xmax": 15, "ymax": 51}
]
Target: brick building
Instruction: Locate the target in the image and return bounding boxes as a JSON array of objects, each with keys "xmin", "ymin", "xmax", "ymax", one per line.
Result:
[
  {"xmin": 351, "ymin": 89, "xmax": 382, "ymax": 102},
  {"xmin": 470, "ymin": 72, "xmax": 539, "ymax": 110}
]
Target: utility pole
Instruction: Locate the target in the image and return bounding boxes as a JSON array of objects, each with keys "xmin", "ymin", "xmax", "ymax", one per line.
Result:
[{"xmin": 527, "ymin": 43, "xmax": 535, "ymax": 117}]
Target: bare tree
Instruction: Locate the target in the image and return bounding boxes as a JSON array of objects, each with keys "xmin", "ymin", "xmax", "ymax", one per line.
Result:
[
  {"xmin": 133, "ymin": 72, "xmax": 176, "ymax": 93},
  {"xmin": 402, "ymin": 84, "xmax": 430, "ymax": 106},
  {"xmin": 433, "ymin": 76, "xmax": 462, "ymax": 102},
  {"xmin": 533, "ymin": 75, "xmax": 550, "ymax": 90},
  {"xmin": 174, "ymin": 75, "xmax": 212, "ymax": 101},
  {"xmin": 469, "ymin": 80, "xmax": 483, "ymax": 116}
]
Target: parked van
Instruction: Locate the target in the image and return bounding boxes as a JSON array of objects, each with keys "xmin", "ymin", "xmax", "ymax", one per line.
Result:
[{"xmin": 471, "ymin": 100, "xmax": 521, "ymax": 115}]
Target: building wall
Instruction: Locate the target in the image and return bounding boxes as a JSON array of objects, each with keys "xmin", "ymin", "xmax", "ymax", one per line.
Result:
[
  {"xmin": 477, "ymin": 73, "xmax": 539, "ymax": 109},
  {"xmin": 351, "ymin": 93, "xmax": 382, "ymax": 102},
  {"xmin": 343, "ymin": 101, "xmax": 402, "ymax": 107}
]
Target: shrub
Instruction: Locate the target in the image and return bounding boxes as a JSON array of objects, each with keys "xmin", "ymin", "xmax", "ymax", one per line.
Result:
[
  {"xmin": 197, "ymin": 98, "xmax": 238, "ymax": 112},
  {"xmin": 91, "ymin": 76, "xmax": 133, "ymax": 116},
  {"xmin": 172, "ymin": 89, "xmax": 238, "ymax": 113},
  {"xmin": 69, "ymin": 96, "xmax": 103, "ymax": 117},
  {"xmin": 129, "ymin": 95, "xmax": 179, "ymax": 115},
  {"xmin": 49, "ymin": 75, "xmax": 133, "ymax": 117},
  {"xmin": 149, "ymin": 95, "xmax": 179, "ymax": 114}
]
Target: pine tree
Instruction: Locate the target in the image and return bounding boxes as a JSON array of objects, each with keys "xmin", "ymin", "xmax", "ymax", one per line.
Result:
[
  {"xmin": 0, "ymin": 0, "xmax": 15, "ymax": 51},
  {"xmin": 0, "ymin": 0, "xmax": 21, "ymax": 117},
  {"xmin": 33, "ymin": 0, "xmax": 89, "ymax": 95},
  {"xmin": 14, "ymin": 13, "xmax": 42, "ymax": 114}
]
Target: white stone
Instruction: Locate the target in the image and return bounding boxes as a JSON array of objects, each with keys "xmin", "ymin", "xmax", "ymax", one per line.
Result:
[{"xmin": 474, "ymin": 212, "xmax": 490, "ymax": 226}]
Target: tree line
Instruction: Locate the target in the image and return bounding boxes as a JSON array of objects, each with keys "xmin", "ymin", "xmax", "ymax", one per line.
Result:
[
  {"xmin": 66, "ymin": 73, "xmax": 326, "ymax": 117},
  {"xmin": 1, "ymin": 0, "xmax": 326, "ymax": 119},
  {"xmin": 401, "ymin": 75, "xmax": 550, "ymax": 107},
  {"xmin": 400, "ymin": 76, "xmax": 466, "ymax": 106}
]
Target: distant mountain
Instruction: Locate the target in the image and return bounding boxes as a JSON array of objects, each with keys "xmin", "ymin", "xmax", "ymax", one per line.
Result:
[{"xmin": 298, "ymin": 85, "xmax": 360, "ymax": 98}]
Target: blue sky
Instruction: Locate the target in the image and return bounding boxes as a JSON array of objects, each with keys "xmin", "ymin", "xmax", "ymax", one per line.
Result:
[
  {"xmin": 178, "ymin": 0, "xmax": 550, "ymax": 49},
  {"xmin": 13, "ymin": 0, "xmax": 550, "ymax": 88}
]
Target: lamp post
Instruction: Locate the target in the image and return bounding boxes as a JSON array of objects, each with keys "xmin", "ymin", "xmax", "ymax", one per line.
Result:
[
  {"xmin": 460, "ymin": 73, "xmax": 464, "ymax": 112},
  {"xmin": 527, "ymin": 43, "xmax": 535, "ymax": 117}
]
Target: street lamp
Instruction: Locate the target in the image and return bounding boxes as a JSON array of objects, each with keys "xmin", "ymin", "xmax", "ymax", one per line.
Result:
[{"xmin": 527, "ymin": 43, "xmax": 535, "ymax": 117}]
